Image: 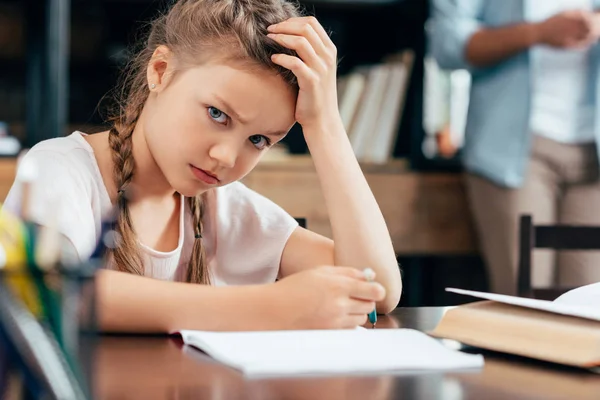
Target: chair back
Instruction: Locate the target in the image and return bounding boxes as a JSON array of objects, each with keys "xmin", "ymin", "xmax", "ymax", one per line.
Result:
[{"xmin": 518, "ymin": 215, "xmax": 600, "ymax": 298}]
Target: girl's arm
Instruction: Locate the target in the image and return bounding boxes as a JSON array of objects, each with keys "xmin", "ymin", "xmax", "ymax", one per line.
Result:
[
  {"xmin": 308, "ymin": 121, "xmax": 401, "ymax": 313},
  {"xmin": 279, "ymin": 123, "xmax": 401, "ymax": 313},
  {"xmin": 96, "ymin": 270, "xmax": 275, "ymax": 332},
  {"xmin": 268, "ymin": 18, "xmax": 402, "ymax": 313},
  {"xmin": 95, "ymin": 266, "xmax": 384, "ymax": 333}
]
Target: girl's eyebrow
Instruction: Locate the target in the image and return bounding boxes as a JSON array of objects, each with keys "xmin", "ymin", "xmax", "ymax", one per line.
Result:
[
  {"xmin": 264, "ymin": 130, "xmax": 288, "ymax": 137},
  {"xmin": 212, "ymin": 93, "xmax": 288, "ymax": 137},
  {"xmin": 212, "ymin": 94, "xmax": 249, "ymax": 124}
]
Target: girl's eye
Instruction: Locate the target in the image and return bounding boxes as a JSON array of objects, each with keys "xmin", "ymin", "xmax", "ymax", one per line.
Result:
[
  {"xmin": 249, "ymin": 135, "xmax": 271, "ymax": 150},
  {"xmin": 208, "ymin": 106, "xmax": 228, "ymax": 124}
]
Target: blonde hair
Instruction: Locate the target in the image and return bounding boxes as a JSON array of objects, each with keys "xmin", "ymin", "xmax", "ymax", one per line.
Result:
[{"xmin": 107, "ymin": 0, "xmax": 302, "ymax": 284}]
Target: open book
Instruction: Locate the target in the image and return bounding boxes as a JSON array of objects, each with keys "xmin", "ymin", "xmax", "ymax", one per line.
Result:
[
  {"xmin": 554, "ymin": 282, "xmax": 600, "ymax": 307},
  {"xmin": 430, "ymin": 288, "xmax": 600, "ymax": 369},
  {"xmin": 180, "ymin": 328, "xmax": 483, "ymax": 377}
]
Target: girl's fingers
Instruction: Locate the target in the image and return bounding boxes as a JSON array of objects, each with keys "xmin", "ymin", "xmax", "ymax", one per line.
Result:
[
  {"xmin": 349, "ymin": 279, "xmax": 386, "ymax": 302},
  {"xmin": 267, "ymin": 19, "xmax": 331, "ymax": 62},
  {"xmin": 319, "ymin": 266, "xmax": 369, "ymax": 280},
  {"xmin": 346, "ymin": 299, "xmax": 377, "ymax": 315},
  {"xmin": 271, "ymin": 53, "xmax": 319, "ymax": 88},
  {"xmin": 268, "ymin": 33, "xmax": 326, "ymax": 73},
  {"xmin": 273, "ymin": 16, "xmax": 336, "ymax": 52}
]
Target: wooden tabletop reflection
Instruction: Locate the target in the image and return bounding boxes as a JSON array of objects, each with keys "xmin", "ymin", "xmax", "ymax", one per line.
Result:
[{"xmin": 91, "ymin": 307, "xmax": 600, "ymax": 400}]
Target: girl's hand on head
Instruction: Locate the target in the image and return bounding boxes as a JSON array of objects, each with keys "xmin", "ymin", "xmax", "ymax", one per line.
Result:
[
  {"xmin": 268, "ymin": 266, "xmax": 386, "ymax": 330},
  {"xmin": 267, "ymin": 17, "xmax": 341, "ymax": 133}
]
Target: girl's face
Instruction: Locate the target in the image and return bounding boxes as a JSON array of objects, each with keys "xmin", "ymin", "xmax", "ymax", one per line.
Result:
[{"xmin": 143, "ymin": 60, "xmax": 297, "ymax": 197}]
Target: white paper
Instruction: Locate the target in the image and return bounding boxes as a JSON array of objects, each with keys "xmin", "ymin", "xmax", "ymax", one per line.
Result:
[
  {"xmin": 447, "ymin": 288, "xmax": 600, "ymax": 322},
  {"xmin": 179, "ymin": 328, "xmax": 483, "ymax": 377},
  {"xmin": 554, "ymin": 283, "xmax": 600, "ymax": 307}
]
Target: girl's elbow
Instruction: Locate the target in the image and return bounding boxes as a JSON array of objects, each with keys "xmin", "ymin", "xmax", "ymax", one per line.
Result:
[
  {"xmin": 380, "ymin": 281, "xmax": 402, "ymax": 314},
  {"xmin": 378, "ymin": 297, "xmax": 399, "ymax": 315}
]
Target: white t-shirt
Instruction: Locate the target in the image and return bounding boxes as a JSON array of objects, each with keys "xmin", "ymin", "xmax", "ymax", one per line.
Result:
[
  {"xmin": 2, "ymin": 132, "xmax": 298, "ymax": 285},
  {"xmin": 528, "ymin": 0, "xmax": 596, "ymax": 143}
]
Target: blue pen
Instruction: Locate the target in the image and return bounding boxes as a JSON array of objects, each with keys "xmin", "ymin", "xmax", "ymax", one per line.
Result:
[{"xmin": 363, "ymin": 268, "xmax": 377, "ymax": 328}]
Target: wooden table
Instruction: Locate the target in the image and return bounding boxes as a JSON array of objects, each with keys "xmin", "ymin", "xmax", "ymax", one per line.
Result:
[{"xmin": 90, "ymin": 307, "xmax": 600, "ymax": 399}]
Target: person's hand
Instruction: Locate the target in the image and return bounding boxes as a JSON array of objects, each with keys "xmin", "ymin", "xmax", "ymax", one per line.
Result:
[
  {"xmin": 268, "ymin": 266, "xmax": 386, "ymax": 330},
  {"xmin": 267, "ymin": 16, "xmax": 341, "ymax": 132},
  {"xmin": 535, "ymin": 10, "xmax": 596, "ymax": 49}
]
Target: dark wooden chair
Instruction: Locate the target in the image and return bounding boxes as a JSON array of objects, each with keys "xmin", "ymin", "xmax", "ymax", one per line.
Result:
[{"xmin": 518, "ymin": 214, "xmax": 600, "ymax": 300}]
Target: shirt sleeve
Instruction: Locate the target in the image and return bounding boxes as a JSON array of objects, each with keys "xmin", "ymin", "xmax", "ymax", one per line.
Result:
[
  {"xmin": 2, "ymin": 150, "xmax": 98, "ymax": 262},
  {"xmin": 428, "ymin": 0, "xmax": 485, "ymax": 71},
  {"xmin": 211, "ymin": 182, "xmax": 299, "ymax": 285}
]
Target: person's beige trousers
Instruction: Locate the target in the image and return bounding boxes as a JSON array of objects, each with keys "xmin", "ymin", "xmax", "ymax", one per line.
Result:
[{"xmin": 466, "ymin": 135, "xmax": 600, "ymax": 295}]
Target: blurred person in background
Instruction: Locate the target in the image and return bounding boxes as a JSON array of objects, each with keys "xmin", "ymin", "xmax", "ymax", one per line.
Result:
[{"xmin": 428, "ymin": 0, "xmax": 600, "ymax": 295}]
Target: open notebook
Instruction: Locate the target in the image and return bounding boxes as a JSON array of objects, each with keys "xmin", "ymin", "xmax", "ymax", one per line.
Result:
[{"xmin": 179, "ymin": 328, "xmax": 483, "ymax": 377}]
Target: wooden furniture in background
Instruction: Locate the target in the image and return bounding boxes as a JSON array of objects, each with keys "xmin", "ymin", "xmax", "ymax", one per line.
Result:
[
  {"xmin": 243, "ymin": 156, "xmax": 477, "ymax": 255},
  {"xmin": 0, "ymin": 158, "xmax": 17, "ymax": 201},
  {"xmin": 0, "ymin": 155, "xmax": 478, "ymax": 256}
]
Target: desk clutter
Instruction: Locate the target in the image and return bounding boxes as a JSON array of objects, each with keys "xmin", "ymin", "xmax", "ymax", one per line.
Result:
[{"xmin": 0, "ymin": 155, "xmax": 108, "ymax": 399}]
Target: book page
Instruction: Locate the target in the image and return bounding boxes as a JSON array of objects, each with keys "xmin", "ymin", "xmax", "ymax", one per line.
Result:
[
  {"xmin": 447, "ymin": 288, "xmax": 600, "ymax": 322},
  {"xmin": 366, "ymin": 57, "xmax": 409, "ymax": 164},
  {"xmin": 554, "ymin": 283, "xmax": 600, "ymax": 307},
  {"xmin": 180, "ymin": 328, "xmax": 483, "ymax": 377},
  {"xmin": 349, "ymin": 65, "xmax": 390, "ymax": 160}
]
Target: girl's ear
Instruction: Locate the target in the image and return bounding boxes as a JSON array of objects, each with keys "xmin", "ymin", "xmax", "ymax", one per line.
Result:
[{"xmin": 147, "ymin": 45, "xmax": 176, "ymax": 91}]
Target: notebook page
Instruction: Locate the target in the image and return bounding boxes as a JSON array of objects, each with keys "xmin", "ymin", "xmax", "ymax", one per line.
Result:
[
  {"xmin": 447, "ymin": 288, "xmax": 600, "ymax": 322},
  {"xmin": 179, "ymin": 328, "xmax": 483, "ymax": 377}
]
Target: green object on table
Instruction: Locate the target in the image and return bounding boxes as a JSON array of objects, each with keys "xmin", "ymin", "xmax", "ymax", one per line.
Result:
[{"xmin": 363, "ymin": 268, "xmax": 377, "ymax": 327}]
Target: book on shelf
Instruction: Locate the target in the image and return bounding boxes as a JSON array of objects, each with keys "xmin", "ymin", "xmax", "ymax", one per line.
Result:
[
  {"xmin": 429, "ymin": 288, "xmax": 600, "ymax": 370},
  {"xmin": 422, "ymin": 56, "xmax": 471, "ymax": 159},
  {"xmin": 366, "ymin": 51, "xmax": 414, "ymax": 164},
  {"xmin": 336, "ymin": 49, "xmax": 414, "ymax": 164}
]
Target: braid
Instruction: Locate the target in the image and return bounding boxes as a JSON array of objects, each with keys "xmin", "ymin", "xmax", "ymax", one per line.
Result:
[
  {"xmin": 186, "ymin": 194, "xmax": 209, "ymax": 284},
  {"xmin": 107, "ymin": 122, "xmax": 144, "ymax": 275}
]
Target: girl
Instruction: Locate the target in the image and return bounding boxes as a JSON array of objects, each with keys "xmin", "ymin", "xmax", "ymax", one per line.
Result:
[{"xmin": 4, "ymin": 0, "xmax": 402, "ymax": 332}]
